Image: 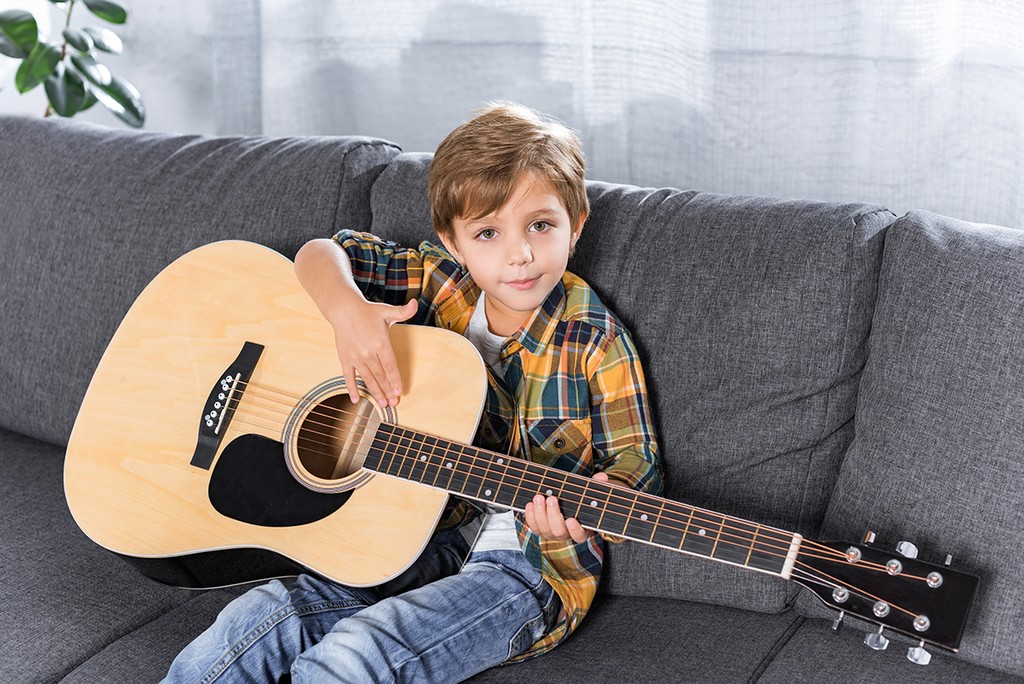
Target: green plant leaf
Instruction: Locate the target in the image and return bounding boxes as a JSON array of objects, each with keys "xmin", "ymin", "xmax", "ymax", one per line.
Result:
[
  {"xmin": 70, "ymin": 53, "xmax": 111, "ymax": 85},
  {"xmin": 89, "ymin": 74, "xmax": 145, "ymax": 127},
  {"xmin": 82, "ymin": 26, "xmax": 122, "ymax": 54},
  {"xmin": 63, "ymin": 28, "xmax": 94, "ymax": 53},
  {"xmin": 83, "ymin": 0, "xmax": 127, "ymax": 25},
  {"xmin": 15, "ymin": 41, "xmax": 61, "ymax": 93},
  {"xmin": 79, "ymin": 86, "xmax": 98, "ymax": 111},
  {"xmin": 45, "ymin": 63, "xmax": 87, "ymax": 117},
  {"xmin": 0, "ymin": 9, "xmax": 38, "ymax": 59}
]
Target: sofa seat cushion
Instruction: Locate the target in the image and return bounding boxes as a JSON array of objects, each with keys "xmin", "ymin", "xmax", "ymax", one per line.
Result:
[
  {"xmin": 804, "ymin": 211, "xmax": 1024, "ymax": 677},
  {"xmin": 468, "ymin": 596, "xmax": 802, "ymax": 683},
  {"xmin": 760, "ymin": 617, "xmax": 1024, "ymax": 683},
  {"xmin": 0, "ymin": 427, "xmax": 209, "ymax": 682},
  {"xmin": 0, "ymin": 115, "xmax": 400, "ymax": 447},
  {"xmin": 367, "ymin": 153, "xmax": 897, "ymax": 613}
]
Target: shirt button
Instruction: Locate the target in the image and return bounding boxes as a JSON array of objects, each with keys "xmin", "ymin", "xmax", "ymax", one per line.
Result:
[{"xmin": 553, "ymin": 438, "xmax": 566, "ymax": 449}]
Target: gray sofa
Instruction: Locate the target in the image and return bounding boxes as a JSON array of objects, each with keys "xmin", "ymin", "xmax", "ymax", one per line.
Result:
[{"xmin": 1, "ymin": 114, "xmax": 1022, "ymax": 683}]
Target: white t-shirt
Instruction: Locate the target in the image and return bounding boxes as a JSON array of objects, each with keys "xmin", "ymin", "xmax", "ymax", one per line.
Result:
[{"xmin": 462, "ymin": 293, "xmax": 521, "ymax": 553}]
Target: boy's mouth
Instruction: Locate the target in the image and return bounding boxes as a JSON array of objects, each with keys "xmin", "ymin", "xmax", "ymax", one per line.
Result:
[{"xmin": 505, "ymin": 277, "xmax": 540, "ymax": 291}]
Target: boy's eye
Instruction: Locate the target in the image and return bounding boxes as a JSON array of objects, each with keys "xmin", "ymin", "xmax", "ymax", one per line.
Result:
[
  {"xmin": 530, "ymin": 221, "xmax": 551, "ymax": 232},
  {"xmin": 477, "ymin": 228, "xmax": 497, "ymax": 240}
]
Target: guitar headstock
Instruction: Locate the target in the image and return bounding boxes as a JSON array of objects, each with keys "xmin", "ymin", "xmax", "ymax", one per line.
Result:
[{"xmin": 791, "ymin": 535, "xmax": 979, "ymax": 655}]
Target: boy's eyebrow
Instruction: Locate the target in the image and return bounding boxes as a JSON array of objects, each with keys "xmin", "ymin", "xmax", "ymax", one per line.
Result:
[{"xmin": 466, "ymin": 207, "xmax": 562, "ymax": 226}]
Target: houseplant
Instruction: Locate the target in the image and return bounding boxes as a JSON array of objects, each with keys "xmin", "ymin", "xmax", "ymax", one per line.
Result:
[{"xmin": 0, "ymin": 0, "xmax": 143, "ymax": 127}]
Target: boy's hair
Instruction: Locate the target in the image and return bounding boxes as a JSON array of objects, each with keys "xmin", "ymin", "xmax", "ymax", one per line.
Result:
[{"xmin": 428, "ymin": 102, "xmax": 589, "ymax": 242}]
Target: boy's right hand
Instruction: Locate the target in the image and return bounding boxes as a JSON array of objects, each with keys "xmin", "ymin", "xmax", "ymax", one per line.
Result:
[{"xmin": 330, "ymin": 298, "xmax": 418, "ymax": 408}]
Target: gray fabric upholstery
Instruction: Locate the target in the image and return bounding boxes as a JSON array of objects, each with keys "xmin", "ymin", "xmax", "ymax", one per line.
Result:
[
  {"xmin": 368, "ymin": 153, "xmax": 896, "ymax": 612},
  {"xmin": 759, "ymin": 618, "xmax": 1024, "ymax": 683},
  {"xmin": 800, "ymin": 211, "xmax": 1024, "ymax": 676},
  {"xmin": 0, "ymin": 427, "xmax": 202, "ymax": 683},
  {"xmin": 0, "ymin": 115, "xmax": 400, "ymax": 447},
  {"xmin": 468, "ymin": 597, "xmax": 803, "ymax": 683}
]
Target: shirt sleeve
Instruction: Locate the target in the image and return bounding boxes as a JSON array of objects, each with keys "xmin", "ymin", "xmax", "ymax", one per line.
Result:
[
  {"xmin": 332, "ymin": 229, "xmax": 465, "ymax": 323},
  {"xmin": 588, "ymin": 328, "xmax": 664, "ymax": 497}
]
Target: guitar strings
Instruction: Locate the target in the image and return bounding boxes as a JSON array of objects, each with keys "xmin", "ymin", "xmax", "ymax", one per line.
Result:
[
  {"xmin": 226, "ymin": 380, "xmax": 899, "ymax": 573},
  {"xmin": 226, "ymin": 379, "xmax": 920, "ymax": 579}
]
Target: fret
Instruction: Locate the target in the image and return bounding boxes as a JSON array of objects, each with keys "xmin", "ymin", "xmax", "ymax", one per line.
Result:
[
  {"xmin": 434, "ymin": 442, "xmax": 460, "ymax": 493},
  {"xmin": 651, "ymin": 504, "xmax": 689, "ymax": 549},
  {"xmin": 622, "ymin": 496, "xmax": 661, "ymax": 542},
  {"xmin": 423, "ymin": 434, "xmax": 446, "ymax": 488},
  {"xmin": 680, "ymin": 510, "xmax": 718, "ymax": 558},
  {"xmin": 591, "ymin": 481, "xmax": 628, "ymax": 538},
  {"xmin": 488, "ymin": 454, "xmax": 517, "ymax": 508},
  {"xmin": 392, "ymin": 428, "xmax": 417, "ymax": 482},
  {"xmin": 746, "ymin": 528, "xmax": 790, "ymax": 575},
  {"xmin": 456, "ymin": 444, "xmax": 485, "ymax": 498},
  {"xmin": 403, "ymin": 428, "xmax": 431, "ymax": 485},
  {"xmin": 712, "ymin": 516, "xmax": 756, "ymax": 566}
]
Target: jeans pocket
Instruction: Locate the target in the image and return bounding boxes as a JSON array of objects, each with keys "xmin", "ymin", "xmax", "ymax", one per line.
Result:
[{"xmin": 506, "ymin": 610, "xmax": 550, "ymax": 660}]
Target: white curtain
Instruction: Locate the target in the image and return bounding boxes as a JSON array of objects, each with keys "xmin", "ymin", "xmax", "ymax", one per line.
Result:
[{"xmin": 8, "ymin": 0, "xmax": 1021, "ymax": 227}]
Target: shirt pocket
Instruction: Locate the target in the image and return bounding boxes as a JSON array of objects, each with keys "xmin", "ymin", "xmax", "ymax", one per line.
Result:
[{"xmin": 525, "ymin": 417, "xmax": 592, "ymax": 473}]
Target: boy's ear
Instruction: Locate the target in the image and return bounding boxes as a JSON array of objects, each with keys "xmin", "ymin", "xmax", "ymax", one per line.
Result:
[
  {"xmin": 572, "ymin": 212, "xmax": 588, "ymax": 245},
  {"xmin": 439, "ymin": 231, "xmax": 465, "ymax": 265}
]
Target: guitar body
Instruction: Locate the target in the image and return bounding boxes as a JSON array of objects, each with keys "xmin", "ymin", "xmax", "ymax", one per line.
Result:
[{"xmin": 65, "ymin": 241, "xmax": 488, "ymax": 587}]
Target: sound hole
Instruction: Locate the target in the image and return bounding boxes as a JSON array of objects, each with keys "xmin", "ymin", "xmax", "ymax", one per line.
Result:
[{"xmin": 295, "ymin": 393, "xmax": 376, "ymax": 481}]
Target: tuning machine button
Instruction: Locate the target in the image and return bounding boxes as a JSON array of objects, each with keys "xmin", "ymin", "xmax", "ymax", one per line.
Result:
[
  {"xmin": 864, "ymin": 626, "xmax": 889, "ymax": 651},
  {"xmin": 896, "ymin": 540, "xmax": 919, "ymax": 559},
  {"xmin": 863, "ymin": 530, "xmax": 877, "ymax": 544},
  {"xmin": 831, "ymin": 610, "xmax": 845, "ymax": 634},
  {"xmin": 908, "ymin": 640, "xmax": 932, "ymax": 666}
]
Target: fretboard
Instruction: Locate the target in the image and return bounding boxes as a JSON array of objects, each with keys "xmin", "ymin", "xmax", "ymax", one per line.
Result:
[{"xmin": 363, "ymin": 423, "xmax": 800, "ymax": 578}]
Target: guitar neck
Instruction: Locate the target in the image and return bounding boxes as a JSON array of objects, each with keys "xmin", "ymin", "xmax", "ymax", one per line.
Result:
[{"xmin": 363, "ymin": 422, "xmax": 802, "ymax": 579}]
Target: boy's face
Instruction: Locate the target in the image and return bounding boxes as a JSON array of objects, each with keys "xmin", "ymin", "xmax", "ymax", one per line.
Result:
[{"xmin": 441, "ymin": 173, "xmax": 584, "ymax": 337}]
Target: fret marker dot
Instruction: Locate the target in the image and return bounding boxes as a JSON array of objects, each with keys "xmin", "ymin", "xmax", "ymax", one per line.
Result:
[
  {"xmin": 497, "ymin": 458, "xmax": 504, "ymax": 465},
  {"xmin": 445, "ymin": 462, "xmax": 453, "ymax": 469},
  {"xmin": 698, "ymin": 529, "xmax": 707, "ymax": 536},
  {"xmin": 546, "ymin": 489, "xmax": 554, "ymax": 496},
  {"xmin": 485, "ymin": 489, "xmax": 492, "ymax": 497},
  {"xmin": 420, "ymin": 456, "xmax": 427, "ymax": 462},
  {"xmin": 590, "ymin": 500, "xmax": 598, "ymax": 507},
  {"xmin": 640, "ymin": 514, "xmax": 649, "ymax": 521}
]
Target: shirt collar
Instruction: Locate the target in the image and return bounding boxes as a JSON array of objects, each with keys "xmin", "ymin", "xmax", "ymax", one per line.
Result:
[
  {"xmin": 435, "ymin": 271, "xmax": 567, "ymax": 357},
  {"xmin": 509, "ymin": 278, "xmax": 566, "ymax": 357}
]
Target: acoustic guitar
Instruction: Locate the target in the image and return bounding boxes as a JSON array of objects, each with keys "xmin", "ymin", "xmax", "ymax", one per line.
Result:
[{"xmin": 65, "ymin": 241, "xmax": 978, "ymax": 664}]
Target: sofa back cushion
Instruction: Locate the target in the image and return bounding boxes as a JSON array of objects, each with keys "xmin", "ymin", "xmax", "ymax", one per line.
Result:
[
  {"xmin": 800, "ymin": 211, "xmax": 1024, "ymax": 676},
  {"xmin": 0, "ymin": 115, "xmax": 399, "ymax": 446},
  {"xmin": 368, "ymin": 153, "xmax": 895, "ymax": 612}
]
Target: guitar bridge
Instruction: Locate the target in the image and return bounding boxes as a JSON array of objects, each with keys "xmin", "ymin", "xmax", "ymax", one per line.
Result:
[{"xmin": 190, "ymin": 341, "xmax": 265, "ymax": 469}]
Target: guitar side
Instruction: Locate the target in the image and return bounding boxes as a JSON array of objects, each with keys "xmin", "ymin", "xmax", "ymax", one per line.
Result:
[{"xmin": 64, "ymin": 240, "xmax": 488, "ymax": 587}]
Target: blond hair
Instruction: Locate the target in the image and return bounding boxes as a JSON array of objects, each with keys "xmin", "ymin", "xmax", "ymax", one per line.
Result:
[{"xmin": 428, "ymin": 102, "xmax": 588, "ymax": 241}]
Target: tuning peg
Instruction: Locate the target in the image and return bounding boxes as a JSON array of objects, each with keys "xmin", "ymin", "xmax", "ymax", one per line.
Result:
[
  {"xmin": 944, "ymin": 554, "xmax": 953, "ymax": 566},
  {"xmin": 831, "ymin": 611, "xmax": 845, "ymax": 634},
  {"xmin": 908, "ymin": 640, "xmax": 932, "ymax": 666},
  {"xmin": 864, "ymin": 626, "xmax": 889, "ymax": 651},
  {"xmin": 896, "ymin": 540, "xmax": 919, "ymax": 559},
  {"xmin": 863, "ymin": 530, "xmax": 877, "ymax": 544}
]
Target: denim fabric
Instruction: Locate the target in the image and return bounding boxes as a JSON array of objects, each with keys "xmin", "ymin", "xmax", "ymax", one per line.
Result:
[{"xmin": 163, "ymin": 530, "xmax": 559, "ymax": 683}]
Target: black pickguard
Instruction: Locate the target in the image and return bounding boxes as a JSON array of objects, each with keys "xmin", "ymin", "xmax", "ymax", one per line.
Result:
[{"xmin": 209, "ymin": 434, "xmax": 351, "ymax": 526}]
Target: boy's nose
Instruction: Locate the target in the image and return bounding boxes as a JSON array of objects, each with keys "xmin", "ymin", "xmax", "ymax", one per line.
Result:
[{"xmin": 507, "ymin": 240, "xmax": 533, "ymax": 265}]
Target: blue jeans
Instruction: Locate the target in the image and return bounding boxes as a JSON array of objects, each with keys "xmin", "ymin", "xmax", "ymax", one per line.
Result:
[{"xmin": 163, "ymin": 531, "xmax": 559, "ymax": 683}]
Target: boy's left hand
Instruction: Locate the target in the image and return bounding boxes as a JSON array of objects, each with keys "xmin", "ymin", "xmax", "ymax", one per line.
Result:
[{"xmin": 524, "ymin": 471, "xmax": 619, "ymax": 543}]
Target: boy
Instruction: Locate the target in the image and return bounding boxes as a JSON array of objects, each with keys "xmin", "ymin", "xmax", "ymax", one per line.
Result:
[{"xmin": 164, "ymin": 103, "xmax": 662, "ymax": 683}]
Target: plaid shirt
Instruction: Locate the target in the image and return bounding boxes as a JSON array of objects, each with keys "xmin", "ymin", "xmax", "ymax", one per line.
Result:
[{"xmin": 334, "ymin": 229, "xmax": 663, "ymax": 660}]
